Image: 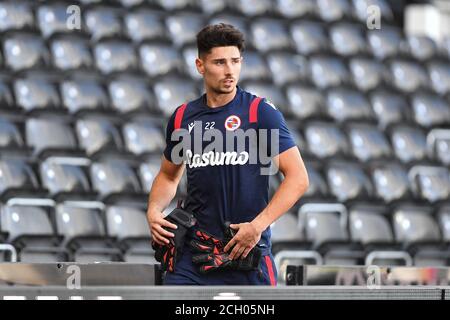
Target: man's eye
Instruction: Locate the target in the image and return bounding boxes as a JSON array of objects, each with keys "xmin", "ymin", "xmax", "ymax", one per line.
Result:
[{"xmin": 216, "ymin": 61, "xmax": 224, "ymax": 65}]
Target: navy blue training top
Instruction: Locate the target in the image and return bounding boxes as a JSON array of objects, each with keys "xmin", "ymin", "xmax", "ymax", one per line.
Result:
[{"xmin": 163, "ymin": 86, "xmax": 297, "ymax": 252}]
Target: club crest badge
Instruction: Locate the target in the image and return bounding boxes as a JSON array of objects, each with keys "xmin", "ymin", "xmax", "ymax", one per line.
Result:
[{"xmin": 224, "ymin": 115, "xmax": 241, "ymax": 131}]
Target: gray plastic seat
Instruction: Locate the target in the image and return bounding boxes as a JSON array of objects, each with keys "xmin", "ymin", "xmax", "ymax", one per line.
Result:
[
  {"xmin": 61, "ymin": 79, "xmax": 108, "ymax": 114},
  {"xmin": 388, "ymin": 59, "xmax": 428, "ymax": 93},
  {"xmin": 165, "ymin": 13, "xmax": 204, "ymax": 47},
  {"xmin": 123, "ymin": 118, "xmax": 165, "ymax": 155},
  {"xmin": 309, "ymin": 55, "xmax": 349, "ymax": 89},
  {"xmin": 275, "ymin": 0, "xmax": 315, "ymax": 18},
  {"xmin": 108, "ymin": 76, "xmax": 154, "ymax": 113},
  {"xmin": 106, "ymin": 205, "xmax": 150, "ymax": 239},
  {"xmin": 325, "ymin": 87, "xmax": 373, "ymax": 122},
  {"xmin": 267, "ymin": 52, "xmax": 307, "ymax": 86},
  {"xmin": 26, "ymin": 118, "xmax": 77, "ymax": 155},
  {"xmin": 369, "ymin": 89, "xmax": 407, "ymax": 128},
  {"xmin": 349, "ymin": 207, "xmax": 394, "ymax": 244},
  {"xmin": 329, "ymin": 23, "xmax": 366, "ymax": 56},
  {"xmin": 411, "ymin": 92, "xmax": 450, "ymax": 128},
  {"xmin": 139, "ymin": 161, "xmax": 160, "ymax": 193},
  {"xmin": 0, "ymin": 81, "xmax": 14, "ymax": 109},
  {"xmin": 305, "ymin": 122, "xmax": 349, "ymax": 159},
  {"xmin": 368, "ymin": 26, "xmax": 403, "ymax": 59},
  {"xmin": 90, "ymin": 160, "xmax": 142, "ymax": 196},
  {"xmin": 317, "ymin": 0, "xmax": 352, "ymax": 22},
  {"xmin": 427, "ymin": 61, "xmax": 450, "ymax": 95},
  {"xmin": 50, "ymin": 36, "xmax": 92, "ymax": 71},
  {"xmin": 326, "ymin": 161, "xmax": 373, "ymax": 201},
  {"xmin": 182, "ymin": 45, "xmax": 203, "ymax": 81},
  {"xmin": 349, "ymin": 57, "xmax": 387, "ymax": 91},
  {"xmin": 0, "ymin": 158, "xmax": 39, "ymax": 194},
  {"xmin": 155, "ymin": 0, "xmax": 193, "ymax": 11},
  {"xmin": 371, "ymin": 162, "xmax": 410, "ymax": 203},
  {"xmin": 390, "ymin": 126, "xmax": 427, "ymax": 163},
  {"xmin": 299, "ymin": 208, "xmax": 348, "ymax": 246},
  {"xmin": 3, "ymin": 34, "xmax": 48, "ymax": 71},
  {"xmin": 139, "ymin": 43, "xmax": 181, "ymax": 77},
  {"xmin": 153, "ymin": 77, "xmax": 198, "ymax": 116},
  {"xmin": 118, "ymin": 0, "xmax": 146, "ymax": 7},
  {"xmin": 250, "ymin": 18, "xmax": 291, "ymax": 52},
  {"xmin": 427, "ymin": 129, "xmax": 450, "ymax": 166},
  {"xmin": 409, "ymin": 165, "xmax": 450, "ymax": 202},
  {"xmin": 235, "ymin": 0, "xmax": 273, "ymax": 17},
  {"xmin": 271, "ymin": 212, "xmax": 303, "ymax": 243},
  {"xmin": 347, "ymin": 124, "xmax": 391, "ymax": 161},
  {"xmin": 240, "ymin": 50, "xmax": 270, "ymax": 82},
  {"xmin": 0, "ymin": 2, "xmax": 34, "ymax": 32},
  {"xmin": 392, "ymin": 206, "xmax": 441, "ymax": 244},
  {"xmin": 125, "ymin": 9, "xmax": 166, "ymax": 43},
  {"xmin": 37, "ymin": 4, "xmax": 80, "ymax": 38},
  {"xmin": 75, "ymin": 117, "xmax": 123, "ymax": 155},
  {"xmin": 242, "ymin": 82, "xmax": 287, "ymax": 113},
  {"xmin": 14, "ymin": 78, "xmax": 60, "ymax": 112},
  {"xmin": 437, "ymin": 207, "xmax": 450, "ymax": 242},
  {"xmin": 200, "ymin": 0, "xmax": 227, "ymax": 14},
  {"xmin": 39, "ymin": 157, "xmax": 91, "ymax": 196},
  {"xmin": 94, "ymin": 41, "xmax": 137, "ymax": 74},
  {"xmin": 0, "ymin": 118, "xmax": 24, "ymax": 148},
  {"xmin": 286, "ymin": 84, "xmax": 324, "ymax": 120},
  {"xmin": 406, "ymin": 35, "xmax": 437, "ymax": 61},
  {"xmin": 290, "ymin": 20, "xmax": 328, "ymax": 55},
  {"xmin": 352, "ymin": 0, "xmax": 393, "ymax": 22},
  {"xmin": 85, "ymin": 7, "xmax": 122, "ymax": 41}
]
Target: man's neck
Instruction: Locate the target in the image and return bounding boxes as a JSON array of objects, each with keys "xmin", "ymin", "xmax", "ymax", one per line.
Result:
[{"xmin": 205, "ymin": 86, "xmax": 237, "ymax": 108}]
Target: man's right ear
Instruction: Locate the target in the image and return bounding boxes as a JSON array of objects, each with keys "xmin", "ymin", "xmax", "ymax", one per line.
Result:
[{"xmin": 195, "ymin": 58, "xmax": 205, "ymax": 74}]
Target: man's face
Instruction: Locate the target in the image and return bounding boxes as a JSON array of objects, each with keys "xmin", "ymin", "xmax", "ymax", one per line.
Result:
[{"xmin": 196, "ymin": 46, "xmax": 242, "ymax": 94}]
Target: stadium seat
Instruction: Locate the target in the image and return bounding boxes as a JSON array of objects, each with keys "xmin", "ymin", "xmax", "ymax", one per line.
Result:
[
  {"xmin": 316, "ymin": 0, "xmax": 352, "ymax": 22},
  {"xmin": 369, "ymin": 88, "xmax": 407, "ymax": 128},
  {"xmin": 239, "ymin": 50, "xmax": 271, "ymax": 82},
  {"xmin": 138, "ymin": 160, "xmax": 161, "ymax": 194},
  {"xmin": 182, "ymin": 45, "xmax": 203, "ymax": 81},
  {"xmin": 286, "ymin": 84, "xmax": 324, "ymax": 120},
  {"xmin": 50, "ymin": 36, "xmax": 92, "ymax": 71},
  {"xmin": 0, "ymin": 118, "xmax": 25, "ymax": 149},
  {"xmin": 39, "ymin": 156, "xmax": 92, "ymax": 197},
  {"xmin": 155, "ymin": 0, "xmax": 194, "ymax": 11},
  {"xmin": 61, "ymin": 78, "xmax": 108, "ymax": 114},
  {"xmin": 125, "ymin": 9, "xmax": 166, "ymax": 43},
  {"xmin": 0, "ymin": 80, "xmax": 14, "ymax": 109},
  {"xmin": 411, "ymin": 91, "xmax": 450, "ymax": 128},
  {"xmin": 427, "ymin": 60, "xmax": 450, "ymax": 95},
  {"xmin": 13, "ymin": 77, "xmax": 60, "ymax": 113},
  {"xmin": 389, "ymin": 125, "xmax": 428, "ymax": 163},
  {"xmin": 369, "ymin": 161, "xmax": 410, "ymax": 203},
  {"xmin": 325, "ymin": 87, "xmax": 373, "ymax": 122},
  {"xmin": 426, "ymin": 129, "xmax": 450, "ymax": 166},
  {"xmin": 290, "ymin": 20, "xmax": 328, "ymax": 55},
  {"xmin": 406, "ymin": 35, "xmax": 437, "ymax": 61},
  {"xmin": 108, "ymin": 75, "xmax": 155, "ymax": 114},
  {"xmin": 250, "ymin": 18, "xmax": 291, "ymax": 52},
  {"xmin": 199, "ymin": 0, "xmax": 227, "ymax": 14},
  {"xmin": 37, "ymin": 4, "xmax": 80, "ymax": 38},
  {"xmin": 122, "ymin": 118, "xmax": 165, "ymax": 155},
  {"xmin": 241, "ymin": 82, "xmax": 287, "ymax": 113},
  {"xmin": 367, "ymin": 26, "xmax": 403, "ymax": 59},
  {"xmin": 388, "ymin": 58, "xmax": 429, "ymax": 93},
  {"xmin": 408, "ymin": 165, "xmax": 450, "ymax": 203},
  {"xmin": 309, "ymin": 54, "xmax": 349, "ymax": 89},
  {"xmin": 85, "ymin": 7, "xmax": 122, "ymax": 41},
  {"xmin": 329, "ymin": 23, "xmax": 367, "ymax": 57},
  {"xmin": 165, "ymin": 12, "xmax": 205, "ymax": 47},
  {"xmin": 75, "ymin": 116, "xmax": 123, "ymax": 156},
  {"xmin": 271, "ymin": 212, "xmax": 303, "ymax": 244},
  {"xmin": 304, "ymin": 121, "xmax": 350, "ymax": 159},
  {"xmin": 153, "ymin": 76, "xmax": 198, "ymax": 116},
  {"xmin": 325, "ymin": 160, "xmax": 374, "ymax": 202},
  {"xmin": 0, "ymin": 2, "xmax": 34, "ymax": 32},
  {"xmin": 139, "ymin": 42, "xmax": 182, "ymax": 78},
  {"xmin": 302, "ymin": 162, "xmax": 329, "ymax": 198},
  {"xmin": 234, "ymin": 0, "xmax": 273, "ymax": 17},
  {"xmin": 0, "ymin": 157, "xmax": 40, "ymax": 195},
  {"xmin": 266, "ymin": 52, "xmax": 307, "ymax": 86},
  {"xmin": 345, "ymin": 123, "xmax": 392, "ymax": 162},
  {"xmin": 349, "ymin": 56, "xmax": 387, "ymax": 91},
  {"xmin": 94, "ymin": 40, "xmax": 137, "ymax": 74},
  {"xmin": 3, "ymin": 33, "xmax": 49, "ymax": 71},
  {"xmin": 26, "ymin": 118, "xmax": 77, "ymax": 155},
  {"xmin": 90, "ymin": 159, "xmax": 142, "ymax": 197},
  {"xmin": 437, "ymin": 206, "xmax": 450, "ymax": 243},
  {"xmin": 352, "ymin": 0, "xmax": 394, "ymax": 22}
]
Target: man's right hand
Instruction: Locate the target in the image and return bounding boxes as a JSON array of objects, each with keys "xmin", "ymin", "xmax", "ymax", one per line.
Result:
[{"xmin": 147, "ymin": 209, "xmax": 178, "ymax": 246}]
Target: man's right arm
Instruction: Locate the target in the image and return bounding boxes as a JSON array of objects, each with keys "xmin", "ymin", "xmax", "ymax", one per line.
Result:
[{"xmin": 147, "ymin": 154, "xmax": 185, "ymax": 245}]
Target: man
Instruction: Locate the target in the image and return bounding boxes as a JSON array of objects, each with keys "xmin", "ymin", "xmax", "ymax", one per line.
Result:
[{"xmin": 147, "ymin": 23, "xmax": 309, "ymax": 285}]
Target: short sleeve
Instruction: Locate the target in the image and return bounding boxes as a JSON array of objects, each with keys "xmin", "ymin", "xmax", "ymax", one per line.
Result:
[
  {"xmin": 257, "ymin": 98, "xmax": 297, "ymax": 157},
  {"xmin": 163, "ymin": 108, "xmax": 178, "ymax": 163}
]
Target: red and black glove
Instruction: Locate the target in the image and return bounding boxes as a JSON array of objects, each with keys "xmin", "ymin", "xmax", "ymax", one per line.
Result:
[
  {"xmin": 152, "ymin": 207, "xmax": 197, "ymax": 272},
  {"xmin": 189, "ymin": 223, "xmax": 262, "ymax": 274}
]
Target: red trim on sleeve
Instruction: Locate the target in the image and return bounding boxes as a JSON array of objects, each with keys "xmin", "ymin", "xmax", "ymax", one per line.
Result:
[
  {"xmin": 174, "ymin": 103, "xmax": 188, "ymax": 130},
  {"xmin": 264, "ymin": 255, "xmax": 276, "ymax": 286},
  {"xmin": 249, "ymin": 97, "xmax": 262, "ymax": 123}
]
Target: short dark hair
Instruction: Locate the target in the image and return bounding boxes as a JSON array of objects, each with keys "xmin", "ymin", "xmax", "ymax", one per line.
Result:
[{"xmin": 196, "ymin": 23, "xmax": 245, "ymax": 58}]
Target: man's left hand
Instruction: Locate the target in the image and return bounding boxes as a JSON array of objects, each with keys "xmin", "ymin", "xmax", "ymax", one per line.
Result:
[{"xmin": 223, "ymin": 222, "xmax": 263, "ymax": 260}]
